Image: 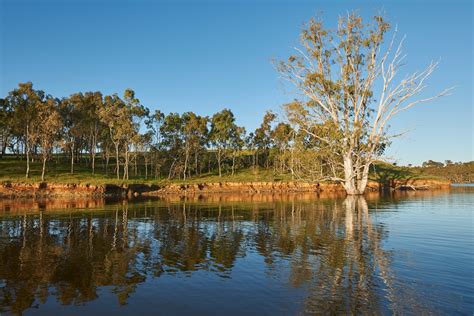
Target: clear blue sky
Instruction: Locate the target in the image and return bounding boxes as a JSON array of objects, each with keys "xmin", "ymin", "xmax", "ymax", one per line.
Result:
[{"xmin": 1, "ymin": 0, "xmax": 472, "ymax": 165}]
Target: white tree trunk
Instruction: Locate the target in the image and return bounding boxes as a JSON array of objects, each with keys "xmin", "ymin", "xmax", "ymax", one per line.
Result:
[
  {"xmin": 183, "ymin": 148, "xmax": 189, "ymax": 180},
  {"xmin": 343, "ymin": 155, "xmax": 369, "ymax": 195},
  {"xmin": 231, "ymin": 153, "xmax": 236, "ymax": 176},
  {"xmin": 25, "ymin": 126, "xmax": 30, "ymax": 178},
  {"xmin": 123, "ymin": 145, "xmax": 129, "ymax": 180},
  {"xmin": 70, "ymin": 142, "xmax": 75, "ymax": 174},
  {"xmin": 217, "ymin": 149, "xmax": 222, "ymax": 177},
  {"xmin": 115, "ymin": 143, "xmax": 120, "ymax": 180},
  {"xmin": 91, "ymin": 134, "xmax": 96, "ymax": 174},
  {"xmin": 41, "ymin": 156, "xmax": 46, "ymax": 181}
]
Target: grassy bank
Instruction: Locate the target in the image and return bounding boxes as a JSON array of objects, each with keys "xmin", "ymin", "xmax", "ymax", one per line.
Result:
[
  {"xmin": 0, "ymin": 156, "xmax": 451, "ymax": 186},
  {"xmin": 0, "ymin": 156, "xmax": 295, "ymax": 186}
]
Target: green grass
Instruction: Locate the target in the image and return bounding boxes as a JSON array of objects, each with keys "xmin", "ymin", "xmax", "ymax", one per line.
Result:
[
  {"xmin": 0, "ymin": 156, "xmax": 294, "ymax": 186},
  {"xmin": 370, "ymin": 161, "xmax": 448, "ymax": 182},
  {"xmin": 0, "ymin": 156, "xmax": 449, "ymax": 186}
]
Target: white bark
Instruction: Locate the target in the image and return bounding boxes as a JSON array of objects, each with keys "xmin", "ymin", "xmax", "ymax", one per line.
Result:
[{"xmin": 278, "ymin": 17, "xmax": 450, "ymax": 195}]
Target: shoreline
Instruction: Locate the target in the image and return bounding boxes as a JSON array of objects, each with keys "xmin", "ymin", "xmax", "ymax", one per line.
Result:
[{"xmin": 0, "ymin": 179, "xmax": 451, "ymax": 199}]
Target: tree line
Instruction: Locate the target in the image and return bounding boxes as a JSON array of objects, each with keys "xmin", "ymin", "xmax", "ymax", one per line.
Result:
[
  {"xmin": 0, "ymin": 82, "xmax": 310, "ymax": 181},
  {"xmin": 418, "ymin": 161, "xmax": 473, "ymax": 183}
]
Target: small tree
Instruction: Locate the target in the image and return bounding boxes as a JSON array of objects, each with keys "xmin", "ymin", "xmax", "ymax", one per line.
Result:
[
  {"xmin": 137, "ymin": 131, "xmax": 153, "ymax": 179},
  {"xmin": 99, "ymin": 95, "xmax": 126, "ymax": 180},
  {"xmin": 422, "ymin": 160, "xmax": 444, "ymax": 168},
  {"xmin": 83, "ymin": 92, "xmax": 104, "ymax": 174},
  {"xmin": 61, "ymin": 94, "xmax": 87, "ymax": 174},
  {"xmin": 33, "ymin": 97, "xmax": 63, "ymax": 181},
  {"xmin": 229, "ymin": 126, "xmax": 245, "ymax": 176},
  {"xmin": 146, "ymin": 109, "xmax": 165, "ymax": 146},
  {"xmin": 0, "ymin": 98, "xmax": 13, "ymax": 158},
  {"xmin": 182, "ymin": 112, "xmax": 208, "ymax": 179},
  {"xmin": 210, "ymin": 109, "xmax": 239, "ymax": 177},
  {"xmin": 160, "ymin": 113, "xmax": 184, "ymax": 179},
  {"xmin": 277, "ymin": 12, "xmax": 450, "ymax": 194},
  {"xmin": 6, "ymin": 82, "xmax": 44, "ymax": 178},
  {"xmin": 122, "ymin": 89, "xmax": 147, "ymax": 180},
  {"xmin": 271, "ymin": 122, "xmax": 293, "ymax": 173},
  {"xmin": 253, "ymin": 111, "xmax": 276, "ymax": 169},
  {"xmin": 145, "ymin": 109, "xmax": 165, "ymax": 178}
]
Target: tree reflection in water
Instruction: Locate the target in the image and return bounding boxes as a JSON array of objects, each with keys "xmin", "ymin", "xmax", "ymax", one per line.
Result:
[{"xmin": 0, "ymin": 195, "xmax": 409, "ymax": 314}]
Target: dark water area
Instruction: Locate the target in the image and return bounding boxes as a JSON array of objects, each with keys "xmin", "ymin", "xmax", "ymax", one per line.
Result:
[{"xmin": 0, "ymin": 188, "xmax": 473, "ymax": 315}]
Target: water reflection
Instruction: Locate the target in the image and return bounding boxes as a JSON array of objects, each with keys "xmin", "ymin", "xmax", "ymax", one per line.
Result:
[{"xmin": 0, "ymin": 191, "xmax": 463, "ymax": 314}]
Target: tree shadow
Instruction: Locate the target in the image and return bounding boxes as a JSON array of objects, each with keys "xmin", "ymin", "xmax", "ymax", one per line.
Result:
[{"xmin": 370, "ymin": 164, "xmax": 419, "ymax": 191}]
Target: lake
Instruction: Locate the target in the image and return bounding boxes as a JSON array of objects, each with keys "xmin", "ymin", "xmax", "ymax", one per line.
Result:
[{"xmin": 0, "ymin": 187, "xmax": 473, "ymax": 315}]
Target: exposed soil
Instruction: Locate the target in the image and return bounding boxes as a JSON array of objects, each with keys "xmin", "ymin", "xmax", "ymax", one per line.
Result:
[{"xmin": 0, "ymin": 178, "xmax": 451, "ymax": 199}]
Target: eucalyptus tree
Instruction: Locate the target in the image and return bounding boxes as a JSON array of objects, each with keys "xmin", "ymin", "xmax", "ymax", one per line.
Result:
[
  {"xmin": 146, "ymin": 109, "xmax": 165, "ymax": 146},
  {"xmin": 182, "ymin": 112, "xmax": 208, "ymax": 179},
  {"xmin": 99, "ymin": 127, "xmax": 114, "ymax": 175},
  {"xmin": 160, "ymin": 113, "xmax": 184, "ymax": 179},
  {"xmin": 271, "ymin": 122, "xmax": 293, "ymax": 173},
  {"xmin": 5, "ymin": 82, "xmax": 45, "ymax": 178},
  {"xmin": 137, "ymin": 131, "xmax": 154, "ymax": 179},
  {"xmin": 62, "ymin": 94, "xmax": 82, "ymax": 163},
  {"xmin": 60, "ymin": 95, "xmax": 82, "ymax": 174},
  {"xmin": 32, "ymin": 97, "xmax": 63, "ymax": 181},
  {"xmin": 98, "ymin": 90, "xmax": 147, "ymax": 180},
  {"xmin": 122, "ymin": 89, "xmax": 148, "ymax": 180},
  {"xmin": 245, "ymin": 132, "xmax": 257, "ymax": 168},
  {"xmin": 0, "ymin": 98, "xmax": 13, "ymax": 158},
  {"xmin": 253, "ymin": 111, "xmax": 276, "ymax": 168},
  {"xmin": 277, "ymin": 13, "xmax": 450, "ymax": 194},
  {"xmin": 99, "ymin": 94, "xmax": 127, "ymax": 179},
  {"xmin": 229, "ymin": 126, "xmax": 245, "ymax": 176},
  {"xmin": 145, "ymin": 109, "xmax": 165, "ymax": 177},
  {"xmin": 289, "ymin": 121, "xmax": 341, "ymax": 181},
  {"xmin": 209, "ymin": 109, "xmax": 240, "ymax": 177},
  {"xmin": 83, "ymin": 92, "xmax": 104, "ymax": 174},
  {"xmin": 60, "ymin": 92, "xmax": 103, "ymax": 173}
]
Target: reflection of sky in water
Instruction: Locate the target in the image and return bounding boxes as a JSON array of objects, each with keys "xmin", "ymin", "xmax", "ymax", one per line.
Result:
[
  {"xmin": 375, "ymin": 191, "xmax": 474, "ymax": 314},
  {"xmin": 0, "ymin": 188, "xmax": 472, "ymax": 315}
]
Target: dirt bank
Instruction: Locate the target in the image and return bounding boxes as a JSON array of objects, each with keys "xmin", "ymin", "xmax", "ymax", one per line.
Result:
[{"xmin": 0, "ymin": 178, "xmax": 451, "ymax": 199}]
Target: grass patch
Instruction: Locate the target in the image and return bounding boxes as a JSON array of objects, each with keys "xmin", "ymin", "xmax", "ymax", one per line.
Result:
[
  {"xmin": 0, "ymin": 156, "xmax": 449, "ymax": 186},
  {"xmin": 0, "ymin": 156, "xmax": 294, "ymax": 186},
  {"xmin": 370, "ymin": 161, "xmax": 449, "ymax": 183}
]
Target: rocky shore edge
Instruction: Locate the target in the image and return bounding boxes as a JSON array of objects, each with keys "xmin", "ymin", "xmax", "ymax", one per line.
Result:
[{"xmin": 0, "ymin": 179, "xmax": 451, "ymax": 199}]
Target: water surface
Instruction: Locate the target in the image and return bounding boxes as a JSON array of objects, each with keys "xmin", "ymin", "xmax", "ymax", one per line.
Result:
[{"xmin": 0, "ymin": 188, "xmax": 473, "ymax": 315}]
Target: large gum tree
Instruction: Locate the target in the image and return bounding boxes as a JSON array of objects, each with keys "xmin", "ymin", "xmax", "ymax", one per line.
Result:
[{"xmin": 277, "ymin": 12, "xmax": 450, "ymax": 195}]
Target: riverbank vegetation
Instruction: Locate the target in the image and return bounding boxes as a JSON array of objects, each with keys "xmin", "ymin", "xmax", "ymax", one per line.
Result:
[
  {"xmin": 416, "ymin": 161, "xmax": 473, "ymax": 184},
  {"xmin": 0, "ymin": 12, "xmax": 453, "ymax": 193},
  {"xmin": 0, "ymin": 155, "xmax": 294, "ymax": 185},
  {"xmin": 0, "ymin": 155, "xmax": 455, "ymax": 188}
]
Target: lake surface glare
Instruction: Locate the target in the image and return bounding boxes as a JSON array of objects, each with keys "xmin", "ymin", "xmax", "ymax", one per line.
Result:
[{"xmin": 0, "ymin": 187, "xmax": 473, "ymax": 315}]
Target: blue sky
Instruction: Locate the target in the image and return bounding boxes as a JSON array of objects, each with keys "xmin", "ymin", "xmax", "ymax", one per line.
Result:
[{"xmin": 1, "ymin": 0, "xmax": 472, "ymax": 165}]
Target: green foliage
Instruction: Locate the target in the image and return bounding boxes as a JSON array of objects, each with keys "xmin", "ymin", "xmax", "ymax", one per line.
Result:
[
  {"xmin": 421, "ymin": 160, "xmax": 444, "ymax": 168},
  {"xmin": 209, "ymin": 109, "xmax": 238, "ymax": 150},
  {"xmin": 276, "ymin": 11, "xmax": 446, "ymax": 194},
  {"xmin": 417, "ymin": 161, "xmax": 474, "ymax": 183},
  {"xmin": 0, "ymin": 78, "xmax": 457, "ymax": 186}
]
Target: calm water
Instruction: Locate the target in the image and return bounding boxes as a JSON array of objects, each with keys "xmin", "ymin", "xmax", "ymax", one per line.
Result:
[{"xmin": 0, "ymin": 188, "xmax": 473, "ymax": 315}]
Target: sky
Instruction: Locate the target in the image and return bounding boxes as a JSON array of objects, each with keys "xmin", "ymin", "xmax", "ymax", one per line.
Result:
[{"xmin": 1, "ymin": 0, "xmax": 472, "ymax": 165}]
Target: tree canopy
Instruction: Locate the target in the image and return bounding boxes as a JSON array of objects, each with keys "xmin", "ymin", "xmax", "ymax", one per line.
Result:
[{"xmin": 276, "ymin": 12, "xmax": 450, "ymax": 194}]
